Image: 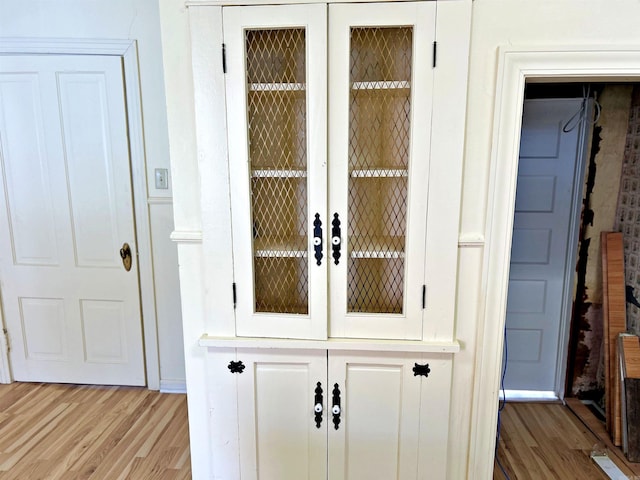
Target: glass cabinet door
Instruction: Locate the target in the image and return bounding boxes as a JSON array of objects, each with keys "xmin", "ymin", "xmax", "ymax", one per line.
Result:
[
  {"xmin": 328, "ymin": 3, "xmax": 436, "ymax": 340},
  {"xmin": 225, "ymin": 5, "xmax": 327, "ymax": 339}
]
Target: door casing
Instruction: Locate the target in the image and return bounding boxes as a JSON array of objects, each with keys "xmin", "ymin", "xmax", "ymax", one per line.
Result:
[
  {"xmin": 0, "ymin": 38, "xmax": 160, "ymax": 389},
  {"xmin": 470, "ymin": 46, "xmax": 640, "ymax": 479}
]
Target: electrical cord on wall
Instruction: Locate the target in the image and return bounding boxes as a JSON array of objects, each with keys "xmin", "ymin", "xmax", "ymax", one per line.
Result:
[
  {"xmin": 562, "ymin": 84, "xmax": 601, "ymax": 133},
  {"xmin": 495, "ymin": 326, "xmax": 511, "ymax": 480}
]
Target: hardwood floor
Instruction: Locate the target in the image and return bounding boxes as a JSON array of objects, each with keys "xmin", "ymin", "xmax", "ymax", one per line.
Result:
[
  {"xmin": 493, "ymin": 402, "xmax": 637, "ymax": 480},
  {"xmin": 0, "ymin": 382, "xmax": 191, "ymax": 479}
]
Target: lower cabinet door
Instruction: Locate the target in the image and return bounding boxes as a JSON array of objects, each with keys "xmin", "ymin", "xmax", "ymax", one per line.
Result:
[
  {"xmin": 327, "ymin": 351, "xmax": 452, "ymax": 480},
  {"xmin": 236, "ymin": 349, "xmax": 328, "ymax": 480},
  {"xmin": 232, "ymin": 349, "xmax": 453, "ymax": 480}
]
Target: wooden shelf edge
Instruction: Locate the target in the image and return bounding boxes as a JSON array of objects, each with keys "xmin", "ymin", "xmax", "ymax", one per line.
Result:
[
  {"xmin": 198, "ymin": 335, "xmax": 460, "ymax": 353},
  {"xmin": 170, "ymin": 230, "xmax": 203, "ymax": 243},
  {"xmin": 248, "ymin": 82, "xmax": 305, "ymax": 91},
  {"xmin": 352, "ymin": 80, "xmax": 410, "ymax": 90}
]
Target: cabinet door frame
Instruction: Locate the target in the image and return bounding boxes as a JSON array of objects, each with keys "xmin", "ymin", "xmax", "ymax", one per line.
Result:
[
  {"xmin": 327, "ymin": 351, "xmax": 452, "ymax": 480},
  {"xmin": 235, "ymin": 349, "xmax": 328, "ymax": 480},
  {"xmin": 224, "ymin": 5, "xmax": 328, "ymax": 340},
  {"xmin": 215, "ymin": 347, "xmax": 453, "ymax": 479},
  {"xmin": 327, "ymin": 2, "xmax": 437, "ymax": 340}
]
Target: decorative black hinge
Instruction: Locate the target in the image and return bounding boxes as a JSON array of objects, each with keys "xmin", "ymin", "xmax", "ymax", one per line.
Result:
[
  {"xmin": 331, "ymin": 213, "xmax": 341, "ymax": 265},
  {"xmin": 314, "ymin": 382, "xmax": 323, "ymax": 428},
  {"xmin": 432, "ymin": 41, "xmax": 437, "ymax": 68},
  {"xmin": 222, "ymin": 43, "xmax": 227, "ymax": 73},
  {"xmin": 331, "ymin": 383, "xmax": 341, "ymax": 430},
  {"xmin": 413, "ymin": 363, "xmax": 431, "ymax": 377},
  {"xmin": 228, "ymin": 360, "xmax": 245, "ymax": 374},
  {"xmin": 313, "ymin": 213, "xmax": 323, "ymax": 266},
  {"xmin": 232, "ymin": 282, "xmax": 237, "ymax": 309}
]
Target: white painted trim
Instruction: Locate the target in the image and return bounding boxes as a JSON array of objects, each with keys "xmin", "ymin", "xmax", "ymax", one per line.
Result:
[
  {"xmin": 0, "ymin": 38, "xmax": 161, "ymax": 390},
  {"xmin": 147, "ymin": 196, "xmax": 174, "ymax": 205},
  {"xmin": 469, "ymin": 46, "xmax": 640, "ymax": 479},
  {"xmin": 591, "ymin": 454, "xmax": 629, "ymax": 480},
  {"xmin": 0, "ymin": 37, "xmax": 135, "ymax": 55},
  {"xmin": 170, "ymin": 230, "xmax": 203, "ymax": 243},
  {"xmin": 458, "ymin": 234, "xmax": 485, "ymax": 247},
  {"xmin": 199, "ymin": 335, "xmax": 461, "ymax": 353},
  {"xmin": 0, "ymin": 308, "xmax": 11, "ymax": 383},
  {"xmin": 160, "ymin": 379, "xmax": 188, "ymax": 393},
  {"xmin": 189, "ymin": 6, "xmax": 235, "ymax": 340},
  {"xmin": 187, "ymin": 0, "xmax": 430, "ymax": 5},
  {"xmin": 122, "ymin": 42, "xmax": 161, "ymax": 391},
  {"xmin": 423, "ymin": 0, "xmax": 470, "ymax": 342}
]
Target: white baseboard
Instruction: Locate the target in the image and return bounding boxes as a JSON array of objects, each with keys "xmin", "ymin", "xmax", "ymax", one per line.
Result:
[
  {"xmin": 160, "ymin": 379, "xmax": 187, "ymax": 394},
  {"xmin": 501, "ymin": 389, "xmax": 559, "ymax": 402}
]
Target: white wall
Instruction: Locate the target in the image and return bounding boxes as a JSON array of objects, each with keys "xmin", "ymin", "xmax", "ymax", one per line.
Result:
[
  {"xmin": 0, "ymin": 0, "xmax": 186, "ymax": 390},
  {"xmin": 150, "ymin": 201, "xmax": 186, "ymax": 391}
]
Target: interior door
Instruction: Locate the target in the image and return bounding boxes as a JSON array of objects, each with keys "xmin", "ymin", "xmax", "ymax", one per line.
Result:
[
  {"xmin": 0, "ymin": 54, "xmax": 145, "ymax": 386},
  {"xmin": 504, "ymin": 98, "xmax": 589, "ymax": 398}
]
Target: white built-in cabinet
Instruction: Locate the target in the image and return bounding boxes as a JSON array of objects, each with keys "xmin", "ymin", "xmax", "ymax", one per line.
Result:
[{"xmin": 188, "ymin": 1, "xmax": 469, "ymax": 478}]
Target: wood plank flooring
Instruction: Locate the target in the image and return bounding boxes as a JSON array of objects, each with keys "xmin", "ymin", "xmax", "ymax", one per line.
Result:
[
  {"xmin": 566, "ymin": 397, "xmax": 640, "ymax": 477},
  {"xmin": 0, "ymin": 382, "xmax": 191, "ymax": 479},
  {"xmin": 493, "ymin": 402, "xmax": 637, "ymax": 480}
]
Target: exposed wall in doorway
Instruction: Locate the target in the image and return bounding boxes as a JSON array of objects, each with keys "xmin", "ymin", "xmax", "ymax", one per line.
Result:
[
  {"xmin": 615, "ymin": 86, "xmax": 640, "ymax": 335},
  {"xmin": 570, "ymin": 85, "xmax": 632, "ymax": 399}
]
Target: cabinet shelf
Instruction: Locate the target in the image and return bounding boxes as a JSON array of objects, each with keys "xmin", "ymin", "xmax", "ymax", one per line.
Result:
[
  {"xmin": 349, "ymin": 236, "xmax": 405, "ymax": 259},
  {"xmin": 351, "ymin": 80, "xmax": 410, "ymax": 91},
  {"xmin": 249, "ymin": 82, "xmax": 305, "ymax": 92},
  {"xmin": 251, "ymin": 169, "xmax": 307, "ymax": 178},
  {"xmin": 254, "ymin": 236, "xmax": 307, "ymax": 258},
  {"xmin": 350, "ymin": 168, "xmax": 407, "ymax": 178},
  {"xmin": 199, "ymin": 334, "xmax": 460, "ymax": 353}
]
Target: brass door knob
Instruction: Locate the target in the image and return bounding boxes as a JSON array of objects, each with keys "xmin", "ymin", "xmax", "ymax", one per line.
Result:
[{"xmin": 120, "ymin": 243, "xmax": 132, "ymax": 271}]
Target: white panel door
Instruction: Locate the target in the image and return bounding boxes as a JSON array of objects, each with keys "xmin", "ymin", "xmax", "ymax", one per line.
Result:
[
  {"xmin": 327, "ymin": 351, "xmax": 451, "ymax": 480},
  {"xmin": 236, "ymin": 349, "xmax": 327, "ymax": 480},
  {"xmin": 504, "ymin": 98, "xmax": 588, "ymax": 396},
  {"xmin": 224, "ymin": 5, "xmax": 328, "ymax": 340},
  {"xmin": 0, "ymin": 55, "xmax": 145, "ymax": 385},
  {"xmin": 328, "ymin": 3, "xmax": 436, "ymax": 340}
]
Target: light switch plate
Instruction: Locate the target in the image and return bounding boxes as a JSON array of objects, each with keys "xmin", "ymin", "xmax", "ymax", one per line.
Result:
[{"xmin": 155, "ymin": 168, "xmax": 169, "ymax": 189}]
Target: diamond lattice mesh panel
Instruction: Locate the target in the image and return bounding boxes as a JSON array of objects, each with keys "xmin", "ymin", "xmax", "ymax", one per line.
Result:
[
  {"xmin": 246, "ymin": 28, "xmax": 309, "ymax": 314},
  {"xmin": 347, "ymin": 27, "xmax": 412, "ymax": 314}
]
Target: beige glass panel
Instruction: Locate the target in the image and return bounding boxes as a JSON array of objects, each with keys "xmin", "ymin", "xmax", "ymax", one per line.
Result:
[
  {"xmin": 245, "ymin": 28, "xmax": 309, "ymax": 314},
  {"xmin": 347, "ymin": 26, "xmax": 412, "ymax": 314}
]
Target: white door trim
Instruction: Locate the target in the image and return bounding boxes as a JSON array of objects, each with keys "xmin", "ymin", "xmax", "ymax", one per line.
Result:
[
  {"xmin": 0, "ymin": 38, "xmax": 160, "ymax": 390},
  {"xmin": 469, "ymin": 46, "xmax": 640, "ymax": 479}
]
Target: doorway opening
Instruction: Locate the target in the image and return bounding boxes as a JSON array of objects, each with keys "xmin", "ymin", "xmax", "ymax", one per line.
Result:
[
  {"xmin": 505, "ymin": 83, "xmax": 640, "ymax": 403},
  {"xmin": 470, "ymin": 46, "xmax": 640, "ymax": 480},
  {"xmin": 503, "ymin": 85, "xmax": 594, "ymax": 402},
  {"xmin": 496, "ymin": 82, "xmax": 640, "ymax": 477}
]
